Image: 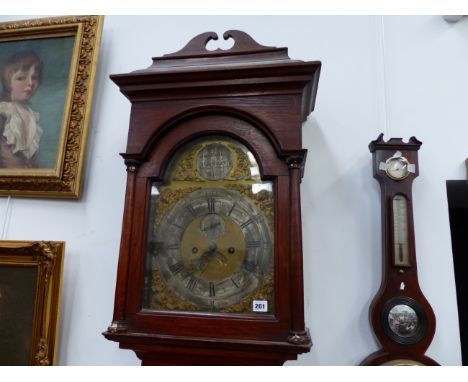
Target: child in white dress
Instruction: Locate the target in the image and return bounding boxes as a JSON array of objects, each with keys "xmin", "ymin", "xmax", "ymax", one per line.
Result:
[{"xmin": 0, "ymin": 51, "xmax": 43, "ymax": 168}]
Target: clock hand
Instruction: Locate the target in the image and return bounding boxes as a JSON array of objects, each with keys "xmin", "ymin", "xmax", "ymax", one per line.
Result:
[
  {"xmin": 193, "ymin": 252, "xmax": 211, "ymax": 271},
  {"xmin": 212, "ymin": 251, "xmax": 228, "ymax": 264},
  {"xmin": 199, "ymin": 246, "xmax": 228, "ymax": 268}
]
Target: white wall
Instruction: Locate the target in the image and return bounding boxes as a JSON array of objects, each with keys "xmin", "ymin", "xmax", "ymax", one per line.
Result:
[{"xmin": 0, "ymin": 15, "xmax": 465, "ymax": 365}]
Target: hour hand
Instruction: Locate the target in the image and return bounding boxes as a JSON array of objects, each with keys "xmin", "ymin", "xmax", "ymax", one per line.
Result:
[
  {"xmin": 212, "ymin": 251, "xmax": 227, "ymax": 264},
  {"xmin": 193, "ymin": 252, "xmax": 211, "ymax": 271},
  {"xmin": 193, "ymin": 249, "xmax": 227, "ymax": 271}
]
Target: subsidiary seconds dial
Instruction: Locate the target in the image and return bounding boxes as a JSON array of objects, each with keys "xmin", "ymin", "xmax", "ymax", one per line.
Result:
[{"xmin": 153, "ymin": 188, "xmax": 273, "ymax": 311}]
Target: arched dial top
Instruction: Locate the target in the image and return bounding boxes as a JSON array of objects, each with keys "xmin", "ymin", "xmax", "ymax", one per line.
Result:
[{"xmin": 143, "ymin": 136, "xmax": 275, "ymax": 314}]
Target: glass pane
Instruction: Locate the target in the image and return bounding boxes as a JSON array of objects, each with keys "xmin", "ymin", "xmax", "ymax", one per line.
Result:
[
  {"xmin": 388, "ymin": 304, "xmax": 419, "ymax": 337},
  {"xmin": 143, "ymin": 136, "xmax": 275, "ymax": 315},
  {"xmin": 392, "ymin": 195, "xmax": 410, "ymax": 267}
]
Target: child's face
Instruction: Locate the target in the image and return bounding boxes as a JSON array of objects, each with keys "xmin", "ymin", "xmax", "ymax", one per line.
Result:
[{"xmin": 9, "ymin": 65, "xmax": 40, "ymax": 102}]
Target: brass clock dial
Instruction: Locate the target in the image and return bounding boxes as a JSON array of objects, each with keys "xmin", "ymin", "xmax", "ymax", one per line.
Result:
[
  {"xmin": 144, "ymin": 137, "xmax": 274, "ymax": 314},
  {"xmin": 154, "ymin": 188, "xmax": 272, "ymax": 310}
]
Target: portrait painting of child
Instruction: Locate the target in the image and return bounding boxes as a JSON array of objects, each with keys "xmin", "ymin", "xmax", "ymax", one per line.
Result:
[
  {"xmin": 0, "ymin": 51, "xmax": 43, "ymax": 168},
  {"xmin": 0, "ymin": 36, "xmax": 75, "ymax": 170},
  {"xmin": 0, "ymin": 16, "xmax": 103, "ymax": 197}
]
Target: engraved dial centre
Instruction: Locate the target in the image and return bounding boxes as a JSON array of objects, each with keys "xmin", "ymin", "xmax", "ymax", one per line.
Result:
[{"xmin": 181, "ymin": 213, "xmax": 246, "ymax": 282}]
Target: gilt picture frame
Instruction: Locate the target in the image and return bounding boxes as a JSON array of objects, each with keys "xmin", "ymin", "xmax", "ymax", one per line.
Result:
[
  {"xmin": 0, "ymin": 240, "xmax": 65, "ymax": 365},
  {"xmin": 0, "ymin": 16, "xmax": 104, "ymax": 198}
]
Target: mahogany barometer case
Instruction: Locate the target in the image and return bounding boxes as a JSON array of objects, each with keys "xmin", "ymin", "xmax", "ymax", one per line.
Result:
[
  {"xmin": 361, "ymin": 135, "xmax": 438, "ymax": 366},
  {"xmin": 103, "ymin": 30, "xmax": 321, "ymax": 366}
]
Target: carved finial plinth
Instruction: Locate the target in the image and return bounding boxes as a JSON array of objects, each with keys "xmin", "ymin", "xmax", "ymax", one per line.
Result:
[
  {"xmin": 156, "ymin": 30, "xmax": 289, "ymax": 62},
  {"xmin": 144, "ymin": 30, "xmax": 290, "ymax": 69},
  {"xmin": 369, "ymin": 133, "xmax": 422, "ymax": 153}
]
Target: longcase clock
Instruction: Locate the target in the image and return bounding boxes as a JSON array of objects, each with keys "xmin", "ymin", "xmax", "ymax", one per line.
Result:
[
  {"xmin": 361, "ymin": 134, "xmax": 438, "ymax": 366},
  {"xmin": 103, "ymin": 30, "xmax": 321, "ymax": 365}
]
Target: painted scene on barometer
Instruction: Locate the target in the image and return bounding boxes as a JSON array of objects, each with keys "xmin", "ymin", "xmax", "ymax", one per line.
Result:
[{"xmin": 388, "ymin": 304, "xmax": 419, "ymax": 337}]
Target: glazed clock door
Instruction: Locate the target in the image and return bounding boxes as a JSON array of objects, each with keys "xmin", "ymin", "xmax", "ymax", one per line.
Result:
[{"xmin": 143, "ymin": 136, "xmax": 275, "ymax": 314}]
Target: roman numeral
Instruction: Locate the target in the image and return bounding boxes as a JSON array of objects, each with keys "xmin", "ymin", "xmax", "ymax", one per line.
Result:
[
  {"xmin": 209, "ymin": 282, "xmax": 216, "ymax": 297},
  {"xmin": 187, "ymin": 276, "xmax": 199, "ymax": 291},
  {"xmin": 240, "ymin": 218, "xmax": 254, "ymax": 229},
  {"xmin": 231, "ymin": 278, "xmax": 240, "ymax": 288},
  {"xmin": 152, "ymin": 242, "xmax": 179, "ymax": 251},
  {"xmin": 246, "ymin": 241, "xmax": 261, "ymax": 248},
  {"xmin": 169, "ymin": 261, "xmax": 185, "ymax": 275},
  {"xmin": 207, "ymin": 198, "xmax": 216, "ymax": 213}
]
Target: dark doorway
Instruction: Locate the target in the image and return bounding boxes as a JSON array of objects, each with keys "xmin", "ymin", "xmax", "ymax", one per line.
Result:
[{"xmin": 446, "ymin": 180, "xmax": 468, "ymax": 365}]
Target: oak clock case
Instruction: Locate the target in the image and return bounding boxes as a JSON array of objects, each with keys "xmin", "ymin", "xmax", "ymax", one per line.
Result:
[
  {"xmin": 103, "ymin": 30, "xmax": 321, "ymax": 365},
  {"xmin": 361, "ymin": 135, "xmax": 438, "ymax": 366}
]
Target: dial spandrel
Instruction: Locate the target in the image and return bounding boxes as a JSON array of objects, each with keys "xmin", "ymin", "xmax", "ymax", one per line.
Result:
[{"xmin": 143, "ymin": 137, "xmax": 274, "ymax": 314}]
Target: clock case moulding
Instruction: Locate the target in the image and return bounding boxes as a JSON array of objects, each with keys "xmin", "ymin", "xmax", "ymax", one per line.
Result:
[{"xmin": 103, "ymin": 30, "xmax": 321, "ymax": 366}]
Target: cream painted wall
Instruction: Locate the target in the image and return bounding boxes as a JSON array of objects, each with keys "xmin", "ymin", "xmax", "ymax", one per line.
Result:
[{"xmin": 0, "ymin": 15, "xmax": 464, "ymax": 365}]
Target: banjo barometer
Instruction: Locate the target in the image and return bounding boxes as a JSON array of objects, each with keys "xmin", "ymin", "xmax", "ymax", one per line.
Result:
[
  {"xmin": 103, "ymin": 30, "xmax": 321, "ymax": 365},
  {"xmin": 361, "ymin": 134, "xmax": 438, "ymax": 366}
]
